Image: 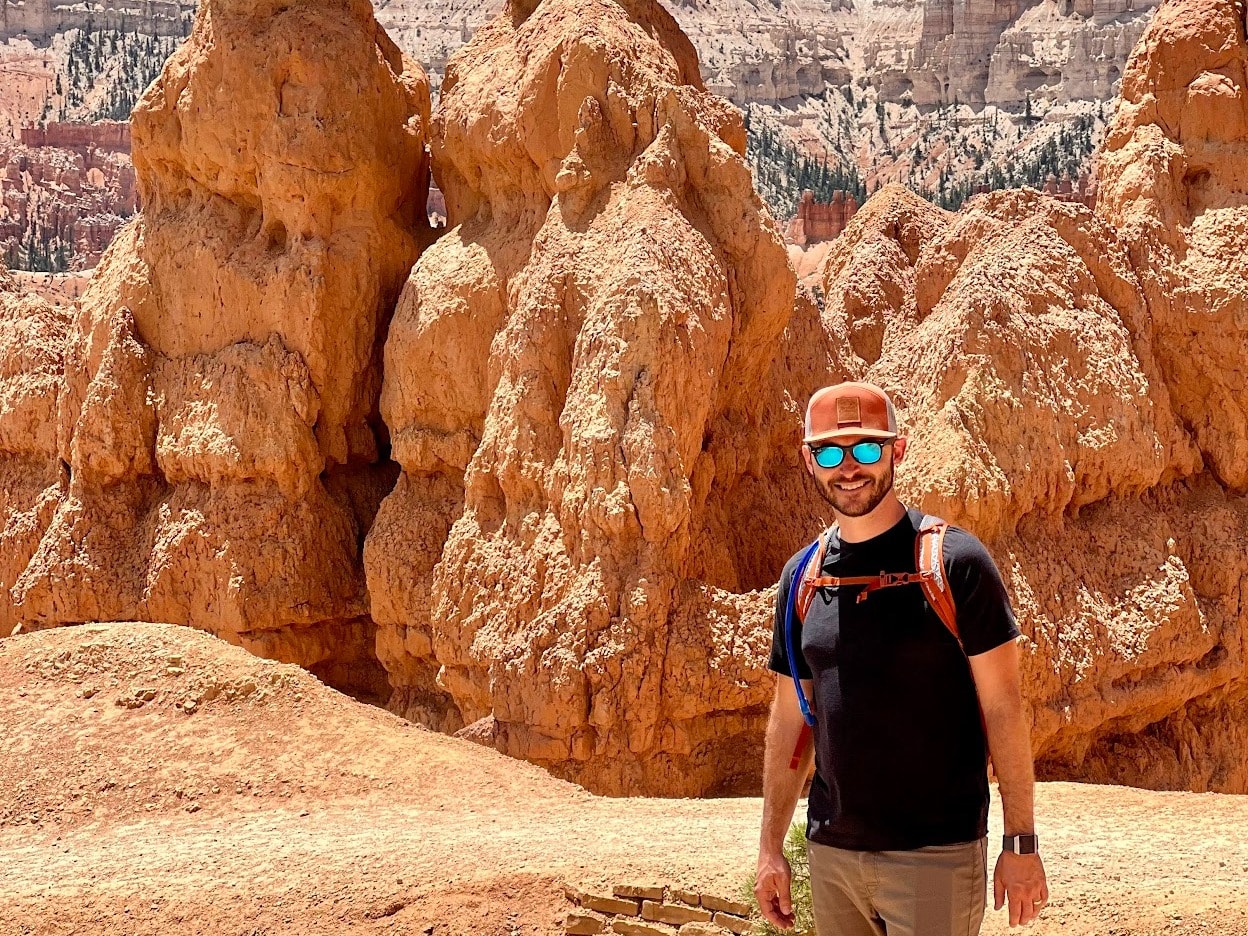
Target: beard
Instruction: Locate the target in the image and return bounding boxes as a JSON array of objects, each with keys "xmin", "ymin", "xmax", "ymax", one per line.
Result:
[{"xmin": 814, "ymin": 462, "xmax": 895, "ymax": 518}]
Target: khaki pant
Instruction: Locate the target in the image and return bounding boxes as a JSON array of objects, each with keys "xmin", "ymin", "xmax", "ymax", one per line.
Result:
[{"xmin": 807, "ymin": 838, "xmax": 988, "ymax": 936}]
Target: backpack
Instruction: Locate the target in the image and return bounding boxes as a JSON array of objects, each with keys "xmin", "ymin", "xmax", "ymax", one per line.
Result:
[{"xmin": 783, "ymin": 514, "xmax": 959, "ymax": 769}]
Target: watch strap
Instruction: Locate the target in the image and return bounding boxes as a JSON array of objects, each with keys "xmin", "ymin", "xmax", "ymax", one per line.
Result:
[{"xmin": 1002, "ymin": 833, "xmax": 1039, "ymax": 855}]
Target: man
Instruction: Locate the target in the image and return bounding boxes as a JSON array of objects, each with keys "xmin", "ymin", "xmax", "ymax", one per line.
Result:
[{"xmin": 755, "ymin": 382, "xmax": 1048, "ymax": 935}]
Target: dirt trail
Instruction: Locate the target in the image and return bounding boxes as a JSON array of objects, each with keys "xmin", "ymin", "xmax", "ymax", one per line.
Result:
[{"xmin": 2, "ymin": 623, "xmax": 1246, "ymax": 935}]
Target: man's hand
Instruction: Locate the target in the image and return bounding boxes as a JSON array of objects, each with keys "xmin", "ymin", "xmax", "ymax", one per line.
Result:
[
  {"xmin": 755, "ymin": 851, "xmax": 796, "ymax": 929},
  {"xmin": 993, "ymin": 851, "xmax": 1048, "ymax": 926}
]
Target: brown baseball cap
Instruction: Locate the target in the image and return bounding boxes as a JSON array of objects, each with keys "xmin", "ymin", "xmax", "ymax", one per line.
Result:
[{"xmin": 804, "ymin": 382, "xmax": 899, "ymax": 444}]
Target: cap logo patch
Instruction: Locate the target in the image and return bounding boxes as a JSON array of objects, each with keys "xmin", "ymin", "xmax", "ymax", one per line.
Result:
[{"xmin": 836, "ymin": 397, "xmax": 861, "ymax": 426}]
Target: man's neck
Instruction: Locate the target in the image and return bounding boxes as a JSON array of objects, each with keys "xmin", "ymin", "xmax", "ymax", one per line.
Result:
[{"xmin": 835, "ymin": 494, "xmax": 907, "ymax": 543}]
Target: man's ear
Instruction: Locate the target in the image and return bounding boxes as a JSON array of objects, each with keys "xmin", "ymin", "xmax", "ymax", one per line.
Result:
[
  {"xmin": 893, "ymin": 436, "xmax": 908, "ymax": 464},
  {"xmin": 801, "ymin": 444, "xmax": 815, "ymax": 476}
]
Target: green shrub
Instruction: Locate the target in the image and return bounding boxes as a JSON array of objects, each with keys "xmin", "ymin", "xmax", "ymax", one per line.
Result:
[{"xmin": 744, "ymin": 820, "xmax": 815, "ymax": 936}]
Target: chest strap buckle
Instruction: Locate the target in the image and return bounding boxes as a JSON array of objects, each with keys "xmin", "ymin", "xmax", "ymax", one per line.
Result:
[{"xmin": 855, "ymin": 570, "xmax": 927, "ymax": 602}]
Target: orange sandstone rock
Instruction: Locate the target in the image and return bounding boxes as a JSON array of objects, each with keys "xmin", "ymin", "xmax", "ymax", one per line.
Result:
[
  {"xmin": 806, "ymin": 56, "xmax": 1248, "ymax": 791},
  {"xmin": 0, "ymin": 267, "xmax": 70, "ymax": 637},
  {"xmin": 368, "ymin": 0, "xmax": 1248, "ymax": 796},
  {"xmin": 10, "ymin": 0, "xmax": 431, "ymax": 701},
  {"xmin": 1, "ymin": 0, "xmax": 1243, "ymax": 802},
  {"xmin": 365, "ymin": 0, "xmax": 795, "ymax": 792},
  {"xmin": 1097, "ymin": 0, "xmax": 1248, "ymax": 490},
  {"xmin": 845, "ymin": 186, "xmax": 1238, "ymax": 789},
  {"xmin": 1039, "ymin": 0, "xmax": 1248, "ymax": 788},
  {"xmin": 877, "ymin": 187, "xmax": 1198, "ymax": 537}
]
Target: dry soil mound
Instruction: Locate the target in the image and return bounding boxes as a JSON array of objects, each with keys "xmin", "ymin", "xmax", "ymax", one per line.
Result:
[{"xmin": 0, "ymin": 621, "xmax": 580, "ymax": 833}]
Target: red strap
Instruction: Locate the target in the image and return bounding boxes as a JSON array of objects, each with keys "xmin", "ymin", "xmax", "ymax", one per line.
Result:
[
  {"xmin": 916, "ymin": 520, "xmax": 958, "ymax": 639},
  {"xmin": 807, "ymin": 571, "xmax": 930, "ymax": 603},
  {"xmin": 795, "ymin": 528, "xmax": 834, "ymax": 620},
  {"xmin": 805, "ymin": 573, "xmax": 914, "ymax": 588},
  {"xmin": 789, "ymin": 723, "xmax": 813, "ymax": 770}
]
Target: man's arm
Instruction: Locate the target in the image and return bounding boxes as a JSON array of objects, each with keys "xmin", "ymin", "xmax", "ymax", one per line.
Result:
[
  {"xmin": 969, "ymin": 638, "xmax": 1049, "ymax": 927},
  {"xmin": 755, "ymin": 676, "xmax": 815, "ymax": 930}
]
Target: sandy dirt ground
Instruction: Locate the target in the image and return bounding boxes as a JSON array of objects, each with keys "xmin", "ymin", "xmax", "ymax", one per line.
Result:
[{"xmin": 2, "ymin": 623, "xmax": 1246, "ymax": 936}]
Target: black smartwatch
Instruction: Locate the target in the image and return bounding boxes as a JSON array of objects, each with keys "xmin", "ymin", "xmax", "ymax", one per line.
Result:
[{"xmin": 1003, "ymin": 834, "xmax": 1039, "ymax": 855}]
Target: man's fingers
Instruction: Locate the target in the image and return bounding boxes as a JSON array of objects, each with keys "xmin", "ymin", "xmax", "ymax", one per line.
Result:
[
  {"xmin": 1023, "ymin": 900, "xmax": 1039, "ymax": 925},
  {"xmin": 1027, "ymin": 886, "xmax": 1050, "ymax": 923},
  {"xmin": 754, "ymin": 872, "xmax": 794, "ymax": 929},
  {"xmin": 1027, "ymin": 895, "xmax": 1046, "ymax": 923},
  {"xmin": 753, "ymin": 882, "xmax": 778, "ymax": 926},
  {"xmin": 758, "ymin": 896, "xmax": 794, "ymax": 930},
  {"xmin": 760, "ymin": 902, "xmax": 784, "ymax": 928},
  {"xmin": 997, "ymin": 853, "xmax": 1049, "ymax": 925}
]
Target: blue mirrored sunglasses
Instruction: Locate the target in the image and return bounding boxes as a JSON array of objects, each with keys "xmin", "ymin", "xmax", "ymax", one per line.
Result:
[{"xmin": 808, "ymin": 440, "xmax": 891, "ymax": 469}]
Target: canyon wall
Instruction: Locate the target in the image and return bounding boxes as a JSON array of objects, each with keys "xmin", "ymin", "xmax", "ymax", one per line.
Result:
[
  {"xmin": 364, "ymin": 0, "xmax": 798, "ymax": 793},
  {"xmin": 378, "ymin": 0, "xmax": 1159, "ymax": 110},
  {"xmin": 0, "ymin": 0, "xmax": 193, "ymax": 40},
  {"xmin": 20, "ymin": 122, "xmax": 131, "ymax": 153},
  {"xmin": 1, "ymin": 0, "xmax": 1246, "ymax": 798},
  {"xmin": 5, "ymin": 0, "xmax": 433, "ymax": 704},
  {"xmin": 0, "ymin": 135, "xmax": 136, "ymax": 270}
]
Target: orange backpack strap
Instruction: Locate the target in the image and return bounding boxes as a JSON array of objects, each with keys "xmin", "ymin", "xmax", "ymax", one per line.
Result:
[
  {"xmin": 917, "ymin": 516, "xmax": 987, "ymax": 753},
  {"xmin": 794, "ymin": 525, "xmax": 836, "ymax": 622},
  {"xmin": 917, "ymin": 514, "xmax": 959, "ymax": 643}
]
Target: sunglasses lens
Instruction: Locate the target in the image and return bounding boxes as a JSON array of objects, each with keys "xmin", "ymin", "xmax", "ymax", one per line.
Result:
[
  {"xmin": 813, "ymin": 446, "xmax": 845, "ymax": 469},
  {"xmin": 851, "ymin": 442, "xmax": 884, "ymax": 465}
]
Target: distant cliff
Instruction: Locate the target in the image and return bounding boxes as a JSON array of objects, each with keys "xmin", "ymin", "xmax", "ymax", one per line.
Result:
[
  {"xmin": 0, "ymin": 1, "xmax": 193, "ymax": 41},
  {"xmin": 0, "ymin": 128, "xmax": 136, "ymax": 271},
  {"xmin": 20, "ymin": 121, "xmax": 130, "ymax": 152},
  {"xmin": 376, "ymin": 0, "xmax": 1158, "ymax": 110},
  {"xmin": 0, "ymin": 0, "xmax": 1162, "ymax": 271},
  {"xmin": 374, "ymin": 0, "xmax": 1159, "ymax": 217}
]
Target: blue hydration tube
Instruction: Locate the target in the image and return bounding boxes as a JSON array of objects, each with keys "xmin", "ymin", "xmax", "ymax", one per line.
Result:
[{"xmin": 785, "ymin": 537, "xmax": 821, "ymax": 728}]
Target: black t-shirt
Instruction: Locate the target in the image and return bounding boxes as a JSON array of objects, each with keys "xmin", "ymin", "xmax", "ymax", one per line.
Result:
[{"xmin": 769, "ymin": 508, "xmax": 1020, "ymax": 851}]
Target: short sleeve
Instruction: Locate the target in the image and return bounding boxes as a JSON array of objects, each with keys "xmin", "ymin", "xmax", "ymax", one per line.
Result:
[
  {"xmin": 943, "ymin": 528, "xmax": 1021, "ymax": 657},
  {"xmin": 769, "ymin": 551, "xmax": 812, "ymax": 679}
]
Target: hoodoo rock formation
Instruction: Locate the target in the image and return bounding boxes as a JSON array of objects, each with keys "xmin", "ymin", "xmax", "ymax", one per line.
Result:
[
  {"xmin": 1097, "ymin": 0, "xmax": 1248, "ymax": 492},
  {"xmin": 822, "ymin": 183, "xmax": 1244, "ymax": 790},
  {"xmin": 1066, "ymin": 0, "xmax": 1248, "ymax": 790},
  {"xmin": 805, "ymin": 0, "xmax": 1248, "ymax": 794},
  {"xmin": 5, "ymin": 0, "xmax": 433, "ymax": 702},
  {"xmin": 0, "ymin": 268, "xmax": 70, "ymax": 637},
  {"xmin": 1, "ymin": 0, "xmax": 1246, "ymax": 800},
  {"xmin": 360, "ymin": 0, "xmax": 1248, "ymax": 796},
  {"xmin": 364, "ymin": 0, "xmax": 797, "ymax": 792}
]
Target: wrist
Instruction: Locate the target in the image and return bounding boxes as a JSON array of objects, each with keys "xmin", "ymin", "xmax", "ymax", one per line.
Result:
[
  {"xmin": 758, "ymin": 836, "xmax": 785, "ymax": 858},
  {"xmin": 757, "ymin": 849, "xmax": 787, "ymax": 870}
]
